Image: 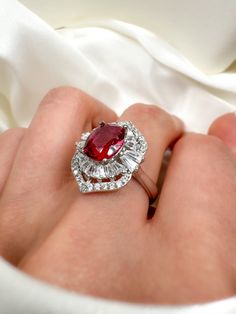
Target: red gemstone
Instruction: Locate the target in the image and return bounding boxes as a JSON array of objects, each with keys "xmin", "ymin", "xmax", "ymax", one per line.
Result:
[{"xmin": 83, "ymin": 123, "xmax": 125, "ymax": 161}]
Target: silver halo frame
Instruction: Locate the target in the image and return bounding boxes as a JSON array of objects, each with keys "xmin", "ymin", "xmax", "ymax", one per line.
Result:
[{"xmin": 71, "ymin": 121, "xmax": 148, "ymax": 193}]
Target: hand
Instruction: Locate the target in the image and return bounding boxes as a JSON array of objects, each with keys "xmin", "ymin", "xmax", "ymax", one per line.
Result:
[{"xmin": 0, "ymin": 87, "xmax": 235, "ymax": 304}]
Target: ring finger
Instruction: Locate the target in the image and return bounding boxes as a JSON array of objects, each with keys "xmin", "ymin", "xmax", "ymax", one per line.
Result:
[
  {"xmin": 116, "ymin": 103, "xmax": 183, "ymax": 222},
  {"xmin": 70, "ymin": 103, "xmax": 184, "ymax": 227}
]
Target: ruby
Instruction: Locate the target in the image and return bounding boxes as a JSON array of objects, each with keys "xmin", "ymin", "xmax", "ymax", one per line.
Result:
[{"xmin": 83, "ymin": 123, "xmax": 125, "ymax": 161}]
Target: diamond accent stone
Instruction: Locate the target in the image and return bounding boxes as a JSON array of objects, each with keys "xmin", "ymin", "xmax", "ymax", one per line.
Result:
[
  {"xmin": 104, "ymin": 163, "xmax": 115, "ymax": 178},
  {"xmin": 80, "ymin": 183, "xmax": 88, "ymax": 192},
  {"xmin": 81, "ymin": 132, "xmax": 90, "ymax": 141},
  {"xmin": 93, "ymin": 165, "xmax": 106, "ymax": 179},
  {"xmin": 94, "ymin": 183, "xmax": 101, "ymax": 191},
  {"xmin": 87, "ymin": 183, "xmax": 93, "ymax": 192},
  {"xmin": 120, "ymin": 154, "xmax": 138, "ymax": 172},
  {"xmin": 125, "ymin": 150, "xmax": 142, "ymax": 163}
]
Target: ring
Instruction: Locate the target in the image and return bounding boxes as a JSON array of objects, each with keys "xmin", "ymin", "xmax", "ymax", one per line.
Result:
[{"xmin": 71, "ymin": 121, "xmax": 158, "ymax": 202}]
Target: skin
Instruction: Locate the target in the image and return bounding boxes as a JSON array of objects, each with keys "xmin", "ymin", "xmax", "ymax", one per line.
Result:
[{"xmin": 0, "ymin": 87, "xmax": 235, "ymax": 304}]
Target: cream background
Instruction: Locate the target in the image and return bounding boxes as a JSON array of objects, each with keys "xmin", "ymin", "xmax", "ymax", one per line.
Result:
[{"xmin": 0, "ymin": 0, "xmax": 236, "ymax": 313}]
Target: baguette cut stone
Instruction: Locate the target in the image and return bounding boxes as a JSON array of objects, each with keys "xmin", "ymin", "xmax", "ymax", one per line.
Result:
[{"xmin": 83, "ymin": 123, "xmax": 125, "ymax": 161}]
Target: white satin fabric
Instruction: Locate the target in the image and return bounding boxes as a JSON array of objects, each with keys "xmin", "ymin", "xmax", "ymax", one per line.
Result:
[{"xmin": 0, "ymin": 0, "xmax": 236, "ymax": 313}]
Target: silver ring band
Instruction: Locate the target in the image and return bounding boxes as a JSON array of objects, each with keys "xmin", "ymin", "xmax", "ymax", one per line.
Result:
[{"xmin": 133, "ymin": 167, "xmax": 158, "ymax": 202}]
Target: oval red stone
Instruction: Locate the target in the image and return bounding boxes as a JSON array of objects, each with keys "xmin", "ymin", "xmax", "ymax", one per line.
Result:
[{"xmin": 83, "ymin": 123, "xmax": 125, "ymax": 161}]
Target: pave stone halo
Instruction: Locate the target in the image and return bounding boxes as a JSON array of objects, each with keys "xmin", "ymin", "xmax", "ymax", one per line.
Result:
[{"xmin": 71, "ymin": 121, "xmax": 148, "ymax": 193}]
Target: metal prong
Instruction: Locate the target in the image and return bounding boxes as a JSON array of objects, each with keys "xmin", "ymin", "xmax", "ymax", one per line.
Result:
[{"xmin": 99, "ymin": 121, "xmax": 106, "ymax": 127}]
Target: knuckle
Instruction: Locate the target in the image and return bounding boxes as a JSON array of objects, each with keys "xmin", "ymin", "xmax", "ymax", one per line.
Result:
[
  {"xmin": 172, "ymin": 133, "xmax": 236, "ymax": 207},
  {"xmin": 126, "ymin": 103, "xmax": 167, "ymax": 120},
  {"xmin": 174, "ymin": 133, "xmax": 228, "ymax": 161},
  {"xmin": 45, "ymin": 86, "xmax": 81, "ymax": 99},
  {"xmin": 41, "ymin": 86, "xmax": 89, "ymax": 112}
]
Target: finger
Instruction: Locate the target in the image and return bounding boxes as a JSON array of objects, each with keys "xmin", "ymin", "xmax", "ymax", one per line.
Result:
[
  {"xmin": 3, "ymin": 87, "xmax": 117, "ymax": 194},
  {"xmin": 150, "ymin": 133, "xmax": 236, "ymax": 302},
  {"xmin": 208, "ymin": 112, "xmax": 236, "ymax": 159},
  {"xmin": 116, "ymin": 104, "xmax": 183, "ymax": 220},
  {"xmin": 0, "ymin": 88, "xmax": 117, "ymax": 263},
  {"xmin": 0, "ymin": 128, "xmax": 25, "ymax": 193},
  {"xmin": 155, "ymin": 133, "xmax": 236, "ymax": 225}
]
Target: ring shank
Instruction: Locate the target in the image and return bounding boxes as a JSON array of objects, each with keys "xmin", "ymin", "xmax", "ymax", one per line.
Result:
[{"xmin": 133, "ymin": 167, "xmax": 158, "ymax": 203}]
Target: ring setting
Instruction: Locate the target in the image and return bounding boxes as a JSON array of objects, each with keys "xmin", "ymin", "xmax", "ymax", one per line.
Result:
[{"xmin": 71, "ymin": 121, "xmax": 148, "ymax": 193}]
